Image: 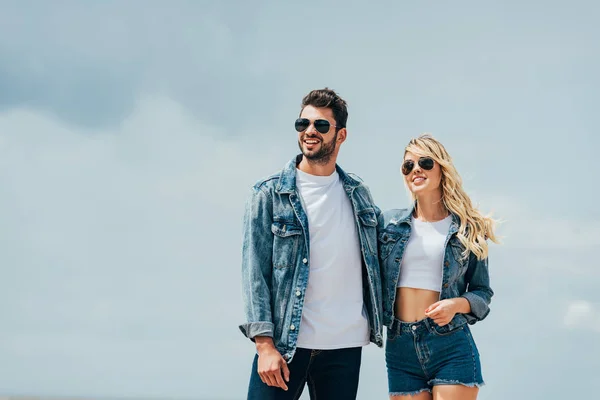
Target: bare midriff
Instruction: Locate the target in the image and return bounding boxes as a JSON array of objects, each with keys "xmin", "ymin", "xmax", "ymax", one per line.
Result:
[{"xmin": 395, "ymin": 287, "xmax": 440, "ymax": 322}]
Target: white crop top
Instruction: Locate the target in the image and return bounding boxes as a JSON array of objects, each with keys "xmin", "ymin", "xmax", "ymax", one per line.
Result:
[{"xmin": 397, "ymin": 215, "xmax": 452, "ymax": 292}]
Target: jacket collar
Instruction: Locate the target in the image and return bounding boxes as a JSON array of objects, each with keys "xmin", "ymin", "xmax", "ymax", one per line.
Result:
[{"xmin": 275, "ymin": 154, "xmax": 361, "ymax": 194}]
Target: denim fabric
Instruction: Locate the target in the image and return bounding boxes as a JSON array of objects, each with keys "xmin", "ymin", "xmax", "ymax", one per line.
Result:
[
  {"xmin": 248, "ymin": 347, "xmax": 362, "ymax": 400},
  {"xmin": 378, "ymin": 206, "xmax": 494, "ymax": 332},
  {"xmin": 240, "ymin": 155, "xmax": 384, "ymax": 362},
  {"xmin": 385, "ymin": 318, "xmax": 483, "ymax": 396}
]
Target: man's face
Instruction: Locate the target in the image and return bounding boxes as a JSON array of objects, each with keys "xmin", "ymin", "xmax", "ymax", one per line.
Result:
[{"xmin": 296, "ymin": 105, "xmax": 340, "ymax": 164}]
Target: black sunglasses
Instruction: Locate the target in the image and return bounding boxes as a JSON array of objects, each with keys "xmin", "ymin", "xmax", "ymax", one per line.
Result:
[
  {"xmin": 294, "ymin": 118, "xmax": 338, "ymax": 134},
  {"xmin": 402, "ymin": 157, "xmax": 435, "ymax": 175}
]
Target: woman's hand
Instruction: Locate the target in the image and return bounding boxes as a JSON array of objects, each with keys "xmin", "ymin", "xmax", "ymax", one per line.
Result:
[{"xmin": 425, "ymin": 298, "xmax": 471, "ymax": 327}]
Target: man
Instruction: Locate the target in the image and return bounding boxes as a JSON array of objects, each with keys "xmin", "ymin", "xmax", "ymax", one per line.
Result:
[{"xmin": 240, "ymin": 88, "xmax": 383, "ymax": 400}]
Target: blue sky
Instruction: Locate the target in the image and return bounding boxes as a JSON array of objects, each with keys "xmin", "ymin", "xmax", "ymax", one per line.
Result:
[{"xmin": 0, "ymin": 1, "xmax": 598, "ymax": 399}]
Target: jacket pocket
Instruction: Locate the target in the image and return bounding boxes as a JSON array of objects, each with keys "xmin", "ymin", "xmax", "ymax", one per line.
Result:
[
  {"xmin": 449, "ymin": 239, "xmax": 469, "ymax": 273},
  {"xmin": 357, "ymin": 209, "xmax": 378, "ymax": 255},
  {"xmin": 378, "ymin": 231, "xmax": 400, "ymax": 260},
  {"xmin": 271, "ymin": 221, "xmax": 302, "ymax": 269},
  {"xmin": 429, "ymin": 322, "xmax": 465, "ymax": 337}
]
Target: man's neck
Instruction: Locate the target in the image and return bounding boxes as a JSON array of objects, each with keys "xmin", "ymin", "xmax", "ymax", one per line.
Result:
[{"xmin": 297, "ymin": 157, "xmax": 337, "ymax": 176}]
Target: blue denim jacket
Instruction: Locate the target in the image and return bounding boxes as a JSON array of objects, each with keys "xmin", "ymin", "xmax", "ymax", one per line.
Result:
[
  {"xmin": 378, "ymin": 206, "xmax": 493, "ymax": 334},
  {"xmin": 240, "ymin": 155, "xmax": 384, "ymax": 361}
]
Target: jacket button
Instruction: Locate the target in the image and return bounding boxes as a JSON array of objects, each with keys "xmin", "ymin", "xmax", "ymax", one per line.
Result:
[
  {"xmin": 290, "ymin": 324, "xmax": 296, "ymax": 331},
  {"xmin": 295, "ymin": 290, "xmax": 301, "ymax": 297},
  {"xmin": 444, "ymin": 261, "xmax": 449, "ymax": 267},
  {"xmin": 443, "ymin": 283, "xmax": 449, "ymax": 288},
  {"xmin": 302, "ymin": 258, "xmax": 308, "ymax": 264}
]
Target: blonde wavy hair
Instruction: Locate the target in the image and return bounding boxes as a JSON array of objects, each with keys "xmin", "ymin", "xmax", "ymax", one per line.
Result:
[{"xmin": 404, "ymin": 134, "xmax": 499, "ymax": 260}]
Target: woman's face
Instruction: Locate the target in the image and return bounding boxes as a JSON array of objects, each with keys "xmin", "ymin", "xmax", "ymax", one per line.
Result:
[{"xmin": 402, "ymin": 151, "xmax": 443, "ymax": 196}]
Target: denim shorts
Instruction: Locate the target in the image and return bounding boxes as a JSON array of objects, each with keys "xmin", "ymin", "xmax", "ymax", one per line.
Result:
[{"xmin": 385, "ymin": 317, "xmax": 484, "ymax": 396}]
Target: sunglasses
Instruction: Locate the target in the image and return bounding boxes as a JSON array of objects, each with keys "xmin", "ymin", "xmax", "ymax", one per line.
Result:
[
  {"xmin": 294, "ymin": 118, "xmax": 338, "ymax": 134},
  {"xmin": 402, "ymin": 157, "xmax": 435, "ymax": 175}
]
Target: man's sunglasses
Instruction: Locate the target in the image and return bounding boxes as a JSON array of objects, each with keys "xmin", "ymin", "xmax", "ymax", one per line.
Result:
[
  {"xmin": 402, "ymin": 157, "xmax": 435, "ymax": 175},
  {"xmin": 294, "ymin": 118, "xmax": 338, "ymax": 134}
]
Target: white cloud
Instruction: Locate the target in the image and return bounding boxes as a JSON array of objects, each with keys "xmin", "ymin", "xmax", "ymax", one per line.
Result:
[
  {"xmin": 564, "ymin": 301, "xmax": 600, "ymax": 333},
  {"xmin": 466, "ymin": 194, "xmax": 600, "ymax": 251}
]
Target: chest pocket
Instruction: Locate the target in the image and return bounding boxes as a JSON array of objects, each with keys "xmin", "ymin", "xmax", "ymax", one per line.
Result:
[
  {"xmin": 357, "ymin": 209, "xmax": 378, "ymax": 255},
  {"xmin": 378, "ymin": 231, "xmax": 400, "ymax": 260},
  {"xmin": 449, "ymin": 239, "xmax": 469, "ymax": 273},
  {"xmin": 271, "ymin": 221, "xmax": 302, "ymax": 269}
]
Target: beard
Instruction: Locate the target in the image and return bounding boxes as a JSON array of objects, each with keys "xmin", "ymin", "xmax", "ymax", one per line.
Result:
[{"xmin": 297, "ymin": 131, "xmax": 338, "ymax": 165}]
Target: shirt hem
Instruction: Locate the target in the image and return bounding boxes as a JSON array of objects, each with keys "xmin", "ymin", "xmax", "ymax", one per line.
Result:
[
  {"xmin": 296, "ymin": 340, "xmax": 370, "ymax": 350},
  {"xmin": 396, "ymin": 285, "xmax": 442, "ymax": 292}
]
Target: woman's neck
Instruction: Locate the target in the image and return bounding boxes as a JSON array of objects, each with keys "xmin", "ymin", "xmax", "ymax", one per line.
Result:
[{"xmin": 414, "ymin": 194, "xmax": 449, "ymax": 222}]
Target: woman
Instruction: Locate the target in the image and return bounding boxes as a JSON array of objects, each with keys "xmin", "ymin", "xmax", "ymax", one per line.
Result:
[{"xmin": 378, "ymin": 134, "xmax": 498, "ymax": 400}]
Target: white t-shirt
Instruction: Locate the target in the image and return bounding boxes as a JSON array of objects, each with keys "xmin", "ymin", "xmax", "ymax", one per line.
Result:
[
  {"xmin": 398, "ymin": 215, "xmax": 452, "ymax": 292},
  {"xmin": 295, "ymin": 168, "xmax": 370, "ymax": 349}
]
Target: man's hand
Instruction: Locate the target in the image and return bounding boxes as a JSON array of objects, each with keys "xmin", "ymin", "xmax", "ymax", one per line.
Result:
[
  {"xmin": 255, "ymin": 337, "xmax": 290, "ymax": 391},
  {"xmin": 425, "ymin": 298, "xmax": 470, "ymax": 327}
]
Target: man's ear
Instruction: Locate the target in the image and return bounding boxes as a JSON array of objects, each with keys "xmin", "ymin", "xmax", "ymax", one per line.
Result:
[{"xmin": 337, "ymin": 128, "xmax": 347, "ymax": 143}]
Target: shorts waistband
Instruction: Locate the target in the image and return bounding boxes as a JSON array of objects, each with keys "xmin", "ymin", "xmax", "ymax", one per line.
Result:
[{"xmin": 389, "ymin": 317, "xmax": 436, "ymax": 336}]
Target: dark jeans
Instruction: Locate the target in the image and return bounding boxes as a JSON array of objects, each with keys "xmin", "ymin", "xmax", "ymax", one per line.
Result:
[{"xmin": 247, "ymin": 347, "xmax": 363, "ymax": 400}]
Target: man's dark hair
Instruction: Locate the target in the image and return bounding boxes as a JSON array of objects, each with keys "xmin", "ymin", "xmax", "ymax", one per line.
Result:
[{"xmin": 301, "ymin": 88, "xmax": 348, "ymax": 130}]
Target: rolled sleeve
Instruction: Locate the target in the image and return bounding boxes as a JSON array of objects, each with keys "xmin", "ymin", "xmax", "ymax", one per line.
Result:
[
  {"xmin": 461, "ymin": 253, "xmax": 493, "ymax": 324},
  {"xmin": 461, "ymin": 291, "xmax": 490, "ymax": 322},
  {"xmin": 239, "ymin": 321, "xmax": 275, "ymax": 341}
]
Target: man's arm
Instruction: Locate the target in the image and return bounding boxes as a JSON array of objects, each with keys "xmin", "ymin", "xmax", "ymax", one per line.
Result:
[
  {"xmin": 239, "ymin": 185, "xmax": 275, "ymax": 340},
  {"xmin": 239, "ymin": 185, "xmax": 290, "ymax": 390}
]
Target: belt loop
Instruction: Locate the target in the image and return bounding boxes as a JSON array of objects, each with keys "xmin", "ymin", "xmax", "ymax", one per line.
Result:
[
  {"xmin": 424, "ymin": 317, "xmax": 434, "ymax": 334},
  {"xmin": 393, "ymin": 318, "xmax": 403, "ymax": 337}
]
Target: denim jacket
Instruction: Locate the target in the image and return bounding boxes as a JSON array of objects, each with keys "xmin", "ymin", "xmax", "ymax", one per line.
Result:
[
  {"xmin": 378, "ymin": 206, "xmax": 493, "ymax": 334},
  {"xmin": 239, "ymin": 155, "xmax": 384, "ymax": 361}
]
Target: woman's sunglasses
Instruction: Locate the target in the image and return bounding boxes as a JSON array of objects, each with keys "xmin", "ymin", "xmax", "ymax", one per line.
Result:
[
  {"xmin": 402, "ymin": 157, "xmax": 435, "ymax": 175},
  {"xmin": 294, "ymin": 118, "xmax": 338, "ymax": 134}
]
